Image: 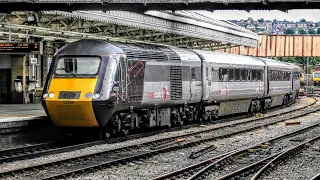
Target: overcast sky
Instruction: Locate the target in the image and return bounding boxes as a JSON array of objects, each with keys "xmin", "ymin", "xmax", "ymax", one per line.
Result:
[{"xmin": 199, "ymin": 10, "xmax": 320, "ymax": 22}]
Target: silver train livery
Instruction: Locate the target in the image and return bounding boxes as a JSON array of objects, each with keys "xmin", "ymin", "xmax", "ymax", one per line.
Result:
[{"xmin": 41, "ymin": 39, "xmax": 300, "ymax": 137}]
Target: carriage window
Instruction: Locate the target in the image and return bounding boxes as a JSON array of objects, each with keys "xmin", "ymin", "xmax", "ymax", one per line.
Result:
[
  {"xmin": 228, "ymin": 69, "xmax": 234, "ymax": 81},
  {"xmin": 257, "ymin": 69, "xmax": 262, "ymax": 81},
  {"xmin": 212, "ymin": 67, "xmax": 219, "ymax": 82},
  {"xmin": 206, "ymin": 67, "xmax": 208, "ymax": 80},
  {"xmin": 287, "ymin": 71, "xmax": 291, "ymax": 80},
  {"xmin": 235, "ymin": 69, "xmax": 240, "ymax": 81},
  {"xmin": 241, "ymin": 69, "xmax": 246, "ymax": 81},
  {"xmin": 191, "ymin": 68, "xmax": 196, "ymax": 79},
  {"xmin": 55, "ymin": 57, "xmax": 101, "ymax": 76},
  {"xmin": 246, "ymin": 69, "xmax": 251, "ymax": 81},
  {"xmin": 219, "ymin": 68, "xmax": 228, "ymax": 81},
  {"xmin": 252, "ymin": 69, "xmax": 257, "ymax": 81}
]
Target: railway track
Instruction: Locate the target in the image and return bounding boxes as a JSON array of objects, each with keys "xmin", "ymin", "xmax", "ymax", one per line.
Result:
[
  {"xmin": 0, "ymin": 97, "xmax": 312, "ymax": 166},
  {"xmin": 153, "ymin": 122, "xmax": 320, "ymax": 180},
  {"xmin": 0, "ymin": 97, "xmax": 318, "ymax": 180},
  {"xmin": 251, "ymin": 135, "xmax": 320, "ymax": 180},
  {"xmin": 310, "ymin": 173, "xmax": 320, "ymax": 180}
]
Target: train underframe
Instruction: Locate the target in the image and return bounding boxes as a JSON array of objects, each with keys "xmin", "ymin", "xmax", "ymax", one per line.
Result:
[{"xmin": 101, "ymin": 92, "xmax": 298, "ymax": 139}]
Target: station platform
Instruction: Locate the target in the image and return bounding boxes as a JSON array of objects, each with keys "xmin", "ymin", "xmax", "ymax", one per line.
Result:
[{"xmin": 0, "ymin": 104, "xmax": 49, "ymax": 134}]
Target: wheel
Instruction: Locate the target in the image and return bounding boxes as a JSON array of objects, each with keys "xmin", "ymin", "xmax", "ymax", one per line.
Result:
[{"xmin": 123, "ymin": 128, "xmax": 130, "ymax": 136}]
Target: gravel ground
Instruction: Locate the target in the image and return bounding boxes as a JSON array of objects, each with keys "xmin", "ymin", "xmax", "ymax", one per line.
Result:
[
  {"xmin": 209, "ymin": 127, "xmax": 320, "ymax": 179},
  {"xmin": 261, "ymin": 137, "xmax": 320, "ymax": 180},
  {"xmin": 69, "ymin": 105, "xmax": 320, "ymax": 180},
  {"xmin": 0, "ymin": 97, "xmax": 315, "ymax": 179}
]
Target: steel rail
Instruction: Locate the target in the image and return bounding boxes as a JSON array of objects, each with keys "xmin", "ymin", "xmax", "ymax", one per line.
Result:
[
  {"xmin": 0, "ymin": 100, "xmax": 315, "ymax": 180},
  {"xmin": 41, "ymin": 101, "xmax": 320, "ymax": 180},
  {"xmin": 251, "ymin": 134, "xmax": 320, "ymax": 180},
  {"xmin": 216, "ymin": 152, "xmax": 282, "ymax": 180},
  {"xmin": 153, "ymin": 119, "xmax": 320, "ymax": 180},
  {"xmin": 310, "ymin": 172, "xmax": 320, "ymax": 180},
  {"xmin": 0, "ymin": 97, "xmax": 309, "ymax": 165}
]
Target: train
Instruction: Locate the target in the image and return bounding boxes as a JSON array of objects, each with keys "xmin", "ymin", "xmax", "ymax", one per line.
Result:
[
  {"xmin": 41, "ymin": 39, "xmax": 300, "ymax": 138},
  {"xmin": 313, "ymin": 71, "xmax": 320, "ymax": 86}
]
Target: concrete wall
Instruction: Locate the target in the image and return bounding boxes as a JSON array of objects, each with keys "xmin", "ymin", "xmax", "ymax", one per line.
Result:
[
  {"xmin": 0, "ymin": 55, "xmax": 11, "ymax": 69},
  {"xmin": 10, "ymin": 56, "xmax": 29, "ymax": 104}
]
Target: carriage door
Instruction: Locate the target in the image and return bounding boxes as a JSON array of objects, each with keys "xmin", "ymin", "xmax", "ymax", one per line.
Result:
[
  {"xmin": 115, "ymin": 56, "xmax": 128, "ymax": 101},
  {"xmin": 202, "ymin": 62, "xmax": 210, "ymax": 101}
]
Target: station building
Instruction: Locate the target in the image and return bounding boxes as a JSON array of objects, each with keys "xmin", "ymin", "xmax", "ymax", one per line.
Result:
[{"xmin": 0, "ymin": 40, "xmax": 64, "ymax": 104}]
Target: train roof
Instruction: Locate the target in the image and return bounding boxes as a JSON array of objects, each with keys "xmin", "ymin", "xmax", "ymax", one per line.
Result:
[
  {"xmin": 192, "ymin": 50, "xmax": 265, "ymax": 66},
  {"xmin": 258, "ymin": 58, "xmax": 300, "ymax": 70},
  {"xmin": 56, "ymin": 39, "xmax": 124, "ymax": 56}
]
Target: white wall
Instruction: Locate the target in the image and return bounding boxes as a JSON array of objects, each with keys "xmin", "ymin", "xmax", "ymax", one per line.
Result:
[{"xmin": 0, "ymin": 55, "xmax": 11, "ymax": 69}]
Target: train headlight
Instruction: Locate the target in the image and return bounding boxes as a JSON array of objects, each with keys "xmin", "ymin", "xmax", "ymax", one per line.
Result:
[
  {"xmin": 42, "ymin": 93, "xmax": 48, "ymax": 99},
  {"xmin": 48, "ymin": 92, "xmax": 55, "ymax": 99},
  {"xmin": 93, "ymin": 93, "xmax": 101, "ymax": 100},
  {"xmin": 84, "ymin": 92, "xmax": 92, "ymax": 99}
]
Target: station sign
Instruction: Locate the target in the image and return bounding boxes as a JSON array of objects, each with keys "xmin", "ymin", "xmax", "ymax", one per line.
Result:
[{"xmin": 0, "ymin": 42, "xmax": 43, "ymax": 55}]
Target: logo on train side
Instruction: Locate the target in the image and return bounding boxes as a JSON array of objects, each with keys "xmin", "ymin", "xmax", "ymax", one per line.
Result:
[{"xmin": 147, "ymin": 86, "xmax": 169, "ymax": 100}]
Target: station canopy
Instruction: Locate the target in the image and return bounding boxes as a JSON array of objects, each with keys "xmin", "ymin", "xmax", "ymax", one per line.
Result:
[{"xmin": 0, "ymin": 10, "xmax": 259, "ymax": 50}]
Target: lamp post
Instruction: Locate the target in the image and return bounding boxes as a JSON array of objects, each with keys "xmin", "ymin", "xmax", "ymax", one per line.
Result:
[{"xmin": 14, "ymin": 79, "xmax": 23, "ymax": 93}]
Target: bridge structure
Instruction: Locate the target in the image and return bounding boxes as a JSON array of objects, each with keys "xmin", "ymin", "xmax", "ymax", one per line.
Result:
[
  {"xmin": 0, "ymin": 0, "xmax": 318, "ymax": 12},
  {"xmin": 214, "ymin": 35, "xmax": 320, "ymax": 57}
]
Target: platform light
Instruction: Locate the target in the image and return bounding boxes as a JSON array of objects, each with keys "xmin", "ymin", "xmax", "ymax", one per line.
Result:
[
  {"xmin": 14, "ymin": 79, "xmax": 23, "ymax": 93},
  {"xmin": 27, "ymin": 80, "xmax": 36, "ymax": 93}
]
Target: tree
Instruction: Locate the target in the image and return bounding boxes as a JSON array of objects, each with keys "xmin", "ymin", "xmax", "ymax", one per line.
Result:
[
  {"xmin": 316, "ymin": 23, "xmax": 319, "ymax": 27},
  {"xmin": 299, "ymin": 18, "xmax": 306, "ymax": 22},
  {"xmin": 298, "ymin": 28, "xmax": 307, "ymax": 35},
  {"xmin": 317, "ymin": 28, "xmax": 320, "ymax": 34},
  {"xmin": 310, "ymin": 24, "xmax": 314, "ymax": 27},
  {"xmin": 284, "ymin": 28, "xmax": 295, "ymax": 35},
  {"xmin": 308, "ymin": 28, "xmax": 316, "ymax": 34},
  {"xmin": 273, "ymin": 19, "xmax": 277, "ymax": 24},
  {"xmin": 258, "ymin": 18, "xmax": 264, "ymax": 23}
]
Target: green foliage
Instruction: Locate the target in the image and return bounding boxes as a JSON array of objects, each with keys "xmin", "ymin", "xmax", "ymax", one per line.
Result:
[
  {"xmin": 284, "ymin": 28, "xmax": 295, "ymax": 35},
  {"xmin": 298, "ymin": 28, "xmax": 306, "ymax": 35},
  {"xmin": 258, "ymin": 18, "xmax": 264, "ymax": 23},
  {"xmin": 316, "ymin": 23, "xmax": 320, "ymax": 27},
  {"xmin": 308, "ymin": 28, "xmax": 316, "ymax": 34},
  {"xmin": 308, "ymin": 65, "xmax": 312, "ymax": 74},
  {"xmin": 317, "ymin": 28, "xmax": 320, "ymax": 34},
  {"xmin": 276, "ymin": 57, "xmax": 320, "ymax": 66},
  {"xmin": 299, "ymin": 18, "xmax": 306, "ymax": 22}
]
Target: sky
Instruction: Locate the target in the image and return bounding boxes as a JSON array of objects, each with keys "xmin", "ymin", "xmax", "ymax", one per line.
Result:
[{"xmin": 199, "ymin": 10, "xmax": 320, "ymax": 22}]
